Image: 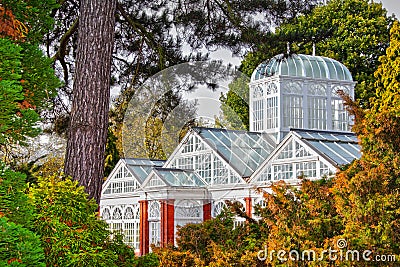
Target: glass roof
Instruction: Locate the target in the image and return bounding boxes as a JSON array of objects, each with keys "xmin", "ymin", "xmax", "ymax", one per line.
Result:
[
  {"xmin": 124, "ymin": 158, "xmax": 165, "ymax": 183},
  {"xmin": 153, "ymin": 168, "xmax": 206, "ymax": 187},
  {"xmin": 251, "ymin": 54, "xmax": 353, "ymax": 82},
  {"xmin": 193, "ymin": 127, "xmax": 276, "ymax": 177},
  {"xmin": 292, "ymin": 129, "xmax": 361, "ymax": 165}
]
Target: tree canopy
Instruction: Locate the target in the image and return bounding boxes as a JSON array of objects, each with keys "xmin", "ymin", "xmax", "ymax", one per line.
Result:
[{"xmin": 0, "ymin": 1, "xmax": 60, "ymax": 163}]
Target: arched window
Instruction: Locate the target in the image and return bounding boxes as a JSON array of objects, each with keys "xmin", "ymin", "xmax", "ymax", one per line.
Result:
[
  {"xmin": 124, "ymin": 206, "xmax": 135, "ymax": 219},
  {"xmin": 175, "ymin": 200, "xmax": 202, "ymax": 219},
  {"xmin": 112, "ymin": 207, "xmax": 122, "ymax": 220},
  {"xmin": 212, "ymin": 201, "xmax": 227, "ymax": 217},
  {"xmin": 149, "ymin": 201, "xmax": 160, "ymax": 219},
  {"xmin": 101, "ymin": 207, "xmax": 111, "ymax": 220},
  {"xmin": 252, "ymin": 86, "xmax": 264, "ymax": 98}
]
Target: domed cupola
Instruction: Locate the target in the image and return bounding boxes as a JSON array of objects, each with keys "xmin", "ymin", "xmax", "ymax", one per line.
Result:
[
  {"xmin": 251, "ymin": 54, "xmax": 353, "ymax": 82},
  {"xmin": 249, "ymin": 54, "xmax": 356, "ymax": 143}
]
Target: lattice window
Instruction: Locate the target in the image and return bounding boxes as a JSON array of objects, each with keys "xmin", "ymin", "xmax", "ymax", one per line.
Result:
[
  {"xmin": 277, "ymin": 141, "xmax": 293, "ymax": 159},
  {"xmin": 124, "ymin": 207, "xmax": 135, "ymax": 219},
  {"xmin": 150, "ymin": 222, "xmax": 161, "ymax": 245},
  {"xmin": 308, "ymin": 97, "xmax": 327, "ymax": 129},
  {"xmin": 273, "ymin": 163, "xmax": 293, "ymax": 180},
  {"xmin": 296, "ymin": 161, "xmax": 317, "ymax": 178},
  {"xmin": 283, "ymin": 95, "xmax": 303, "ymax": 128},
  {"xmin": 254, "ymin": 199, "xmax": 267, "ymax": 208},
  {"xmin": 124, "ymin": 180, "xmax": 139, "ymax": 192},
  {"xmin": 253, "ymin": 99, "xmax": 264, "ymax": 131},
  {"xmin": 212, "ymin": 201, "xmax": 227, "ymax": 217},
  {"xmin": 283, "ymin": 81, "xmax": 302, "ymax": 94},
  {"xmin": 257, "ymin": 166, "xmax": 272, "ymax": 182},
  {"xmin": 194, "ymin": 135, "xmax": 206, "ymax": 151},
  {"xmin": 308, "ymin": 83, "xmax": 327, "ymax": 96},
  {"xmin": 123, "ymin": 222, "xmax": 137, "ymax": 248},
  {"xmin": 265, "ymin": 82, "xmax": 278, "ymax": 95},
  {"xmin": 195, "ymin": 153, "xmax": 212, "ymax": 182},
  {"xmin": 265, "ymin": 96, "xmax": 278, "ymax": 129},
  {"xmin": 320, "ymin": 162, "xmax": 330, "ymax": 177},
  {"xmin": 182, "ymin": 136, "xmax": 194, "ymax": 153},
  {"xmin": 134, "ymin": 221, "xmax": 140, "ymax": 249},
  {"xmin": 331, "ymin": 86, "xmax": 351, "ymax": 131},
  {"xmin": 148, "ymin": 176, "xmax": 165, "ymax": 187},
  {"xmin": 112, "ymin": 222, "xmax": 123, "ymax": 233},
  {"xmin": 295, "ymin": 142, "xmax": 312, "ymax": 157},
  {"xmin": 213, "ymin": 156, "xmax": 229, "ymax": 184},
  {"xmin": 114, "ymin": 165, "xmax": 133, "ymax": 179},
  {"xmin": 230, "ymin": 172, "xmax": 241, "ymax": 183},
  {"xmin": 177, "ymin": 157, "xmax": 193, "ymax": 170},
  {"xmin": 234, "ymin": 220, "xmax": 246, "ymax": 228}
]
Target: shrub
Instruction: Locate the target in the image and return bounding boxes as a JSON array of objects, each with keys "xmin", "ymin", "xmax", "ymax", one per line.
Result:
[
  {"xmin": 29, "ymin": 174, "xmax": 136, "ymax": 267},
  {"xmin": 0, "ymin": 161, "xmax": 33, "ymax": 228},
  {"xmin": 0, "ymin": 217, "xmax": 45, "ymax": 267}
]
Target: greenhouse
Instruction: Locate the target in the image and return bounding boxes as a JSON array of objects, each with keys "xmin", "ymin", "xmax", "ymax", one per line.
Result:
[{"xmin": 99, "ymin": 54, "xmax": 361, "ymax": 255}]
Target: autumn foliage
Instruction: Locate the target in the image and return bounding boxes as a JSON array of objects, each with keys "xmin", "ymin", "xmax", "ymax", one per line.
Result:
[
  {"xmin": 156, "ymin": 21, "xmax": 400, "ymax": 267},
  {"xmin": 0, "ymin": 6, "xmax": 28, "ymax": 40}
]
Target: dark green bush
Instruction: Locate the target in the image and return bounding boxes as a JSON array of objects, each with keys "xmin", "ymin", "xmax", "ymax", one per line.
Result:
[{"xmin": 0, "ymin": 217, "xmax": 45, "ymax": 267}]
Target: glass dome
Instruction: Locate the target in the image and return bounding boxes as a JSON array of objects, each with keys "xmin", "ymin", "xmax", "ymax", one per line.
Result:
[{"xmin": 251, "ymin": 54, "xmax": 353, "ymax": 82}]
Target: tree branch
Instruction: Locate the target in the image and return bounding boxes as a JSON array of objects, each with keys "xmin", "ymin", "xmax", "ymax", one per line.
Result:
[{"xmin": 52, "ymin": 17, "xmax": 78, "ymax": 61}]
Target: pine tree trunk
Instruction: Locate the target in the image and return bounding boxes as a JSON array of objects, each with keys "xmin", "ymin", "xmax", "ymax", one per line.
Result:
[{"xmin": 64, "ymin": 0, "xmax": 116, "ymax": 204}]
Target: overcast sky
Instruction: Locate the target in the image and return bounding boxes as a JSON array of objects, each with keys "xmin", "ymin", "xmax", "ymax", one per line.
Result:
[{"xmin": 378, "ymin": 0, "xmax": 400, "ymax": 18}]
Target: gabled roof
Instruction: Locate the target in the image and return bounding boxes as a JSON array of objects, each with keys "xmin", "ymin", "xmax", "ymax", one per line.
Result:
[
  {"xmin": 291, "ymin": 129, "xmax": 361, "ymax": 166},
  {"xmin": 193, "ymin": 127, "xmax": 276, "ymax": 177},
  {"xmin": 124, "ymin": 158, "xmax": 166, "ymax": 184},
  {"xmin": 142, "ymin": 168, "xmax": 206, "ymax": 188}
]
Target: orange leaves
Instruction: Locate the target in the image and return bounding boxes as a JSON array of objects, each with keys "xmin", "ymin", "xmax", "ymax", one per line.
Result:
[
  {"xmin": 0, "ymin": 7, "xmax": 28, "ymax": 40},
  {"xmin": 17, "ymin": 100, "xmax": 36, "ymax": 110},
  {"xmin": 7, "ymin": 258, "xmax": 22, "ymax": 264}
]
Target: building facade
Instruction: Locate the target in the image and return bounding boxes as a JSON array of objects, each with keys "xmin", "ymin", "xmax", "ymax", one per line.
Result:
[{"xmin": 99, "ymin": 54, "xmax": 361, "ymax": 255}]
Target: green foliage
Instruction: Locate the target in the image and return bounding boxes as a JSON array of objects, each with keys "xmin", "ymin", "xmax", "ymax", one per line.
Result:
[
  {"xmin": 0, "ymin": 161, "xmax": 34, "ymax": 227},
  {"xmin": 241, "ymin": 0, "xmax": 393, "ymax": 106},
  {"xmin": 156, "ymin": 210, "xmax": 262, "ymax": 266},
  {"xmin": 0, "ymin": 217, "xmax": 45, "ymax": 267},
  {"xmin": 133, "ymin": 253, "xmax": 159, "ymax": 267},
  {"xmin": 0, "ymin": 2, "xmax": 60, "ymax": 163},
  {"xmin": 104, "ymin": 127, "xmax": 120, "ymax": 177},
  {"xmin": 29, "ymin": 174, "xmax": 136, "ymax": 267},
  {"xmin": 219, "ymin": 75, "xmax": 250, "ymax": 130},
  {"xmin": 1, "ymin": 0, "xmax": 59, "ymax": 42},
  {"xmin": 0, "ymin": 38, "xmax": 40, "ymax": 147}
]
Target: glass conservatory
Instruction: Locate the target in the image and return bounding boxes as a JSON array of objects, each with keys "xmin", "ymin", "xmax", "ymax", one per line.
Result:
[
  {"xmin": 100, "ymin": 53, "xmax": 361, "ymax": 255},
  {"xmin": 249, "ymin": 54, "xmax": 356, "ymax": 142}
]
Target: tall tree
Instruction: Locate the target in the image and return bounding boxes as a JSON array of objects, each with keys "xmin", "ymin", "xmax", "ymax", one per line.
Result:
[
  {"xmin": 64, "ymin": 0, "xmax": 117, "ymax": 203},
  {"xmin": 55, "ymin": 0, "xmax": 318, "ymax": 201}
]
